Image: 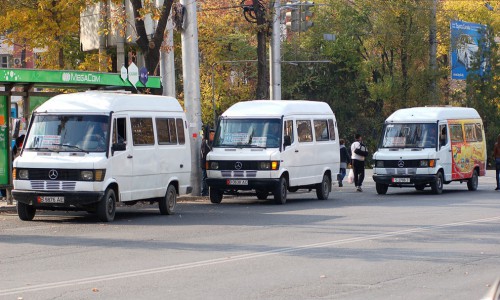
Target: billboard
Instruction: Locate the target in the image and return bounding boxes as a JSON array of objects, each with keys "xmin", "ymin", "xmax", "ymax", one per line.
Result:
[{"xmin": 450, "ymin": 20, "xmax": 489, "ymax": 80}]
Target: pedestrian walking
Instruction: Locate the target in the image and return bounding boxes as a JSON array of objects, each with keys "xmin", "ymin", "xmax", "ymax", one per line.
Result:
[
  {"xmin": 351, "ymin": 133, "xmax": 368, "ymax": 192},
  {"xmin": 200, "ymin": 126, "xmax": 213, "ymax": 196},
  {"xmin": 338, "ymin": 139, "xmax": 350, "ymax": 187},
  {"xmin": 494, "ymin": 134, "xmax": 500, "ymax": 190}
]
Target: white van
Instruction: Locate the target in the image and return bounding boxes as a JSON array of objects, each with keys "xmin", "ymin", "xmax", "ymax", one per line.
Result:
[
  {"xmin": 372, "ymin": 106, "xmax": 486, "ymax": 194},
  {"xmin": 12, "ymin": 91, "xmax": 192, "ymax": 222},
  {"xmin": 206, "ymin": 100, "xmax": 339, "ymax": 204}
]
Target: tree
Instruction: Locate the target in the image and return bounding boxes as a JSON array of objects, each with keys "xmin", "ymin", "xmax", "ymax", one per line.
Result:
[{"xmin": 0, "ymin": 0, "xmax": 85, "ymax": 69}]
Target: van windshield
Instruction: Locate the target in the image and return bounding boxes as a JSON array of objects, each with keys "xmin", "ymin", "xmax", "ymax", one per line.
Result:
[
  {"xmin": 380, "ymin": 123, "xmax": 437, "ymax": 149},
  {"xmin": 25, "ymin": 114, "xmax": 110, "ymax": 152},
  {"xmin": 214, "ymin": 118, "xmax": 281, "ymax": 148}
]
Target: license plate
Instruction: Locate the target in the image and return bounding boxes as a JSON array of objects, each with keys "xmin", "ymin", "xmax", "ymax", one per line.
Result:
[
  {"xmin": 227, "ymin": 179, "xmax": 248, "ymax": 185},
  {"xmin": 38, "ymin": 196, "xmax": 64, "ymax": 204},
  {"xmin": 392, "ymin": 178, "xmax": 410, "ymax": 183}
]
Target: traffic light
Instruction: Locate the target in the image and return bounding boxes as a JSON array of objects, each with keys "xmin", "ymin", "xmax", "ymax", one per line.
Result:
[
  {"xmin": 285, "ymin": 2, "xmax": 299, "ymax": 32},
  {"xmin": 300, "ymin": 1, "xmax": 314, "ymax": 32}
]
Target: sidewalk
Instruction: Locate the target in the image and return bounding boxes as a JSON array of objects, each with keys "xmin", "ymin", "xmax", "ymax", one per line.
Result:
[{"xmin": 0, "ymin": 198, "xmax": 16, "ymax": 213}]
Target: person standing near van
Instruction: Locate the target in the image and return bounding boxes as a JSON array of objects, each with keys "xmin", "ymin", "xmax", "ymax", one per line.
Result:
[
  {"xmin": 351, "ymin": 133, "xmax": 368, "ymax": 192},
  {"xmin": 338, "ymin": 139, "xmax": 350, "ymax": 187},
  {"xmin": 494, "ymin": 134, "xmax": 500, "ymax": 190},
  {"xmin": 200, "ymin": 126, "xmax": 213, "ymax": 196}
]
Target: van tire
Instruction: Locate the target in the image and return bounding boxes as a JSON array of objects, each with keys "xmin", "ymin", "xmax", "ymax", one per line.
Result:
[
  {"xmin": 273, "ymin": 177, "xmax": 288, "ymax": 205},
  {"xmin": 431, "ymin": 172, "xmax": 444, "ymax": 194},
  {"xmin": 415, "ymin": 184, "xmax": 426, "ymax": 191},
  {"xmin": 17, "ymin": 202, "xmax": 36, "ymax": 221},
  {"xmin": 316, "ymin": 174, "xmax": 331, "ymax": 200},
  {"xmin": 159, "ymin": 184, "xmax": 177, "ymax": 215},
  {"xmin": 97, "ymin": 188, "xmax": 116, "ymax": 222},
  {"xmin": 256, "ymin": 190, "xmax": 269, "ymax": 200},
  {"xmin": 376, "ymin": 183, "xmax": 389, "ymax": 195},
  {"xmin": 467, "ymin": 169, "xmax": 479, "ymax": 191},
  {"xmin": 210, "ymin": 188, "xmax": 223, "ymax": 204}
]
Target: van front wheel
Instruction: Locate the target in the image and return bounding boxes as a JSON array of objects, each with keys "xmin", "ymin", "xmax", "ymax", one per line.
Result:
[
  {"xmin": 467, "ymin": 169, "xmax": 479, "ymax": 191},
  {"xmin": 17, "ymin": 202, "xmax": 36, "ymax": 221},
  {"xmin": 159, "ymin": 184, "xmax": 177, "ymax": 215},
  {"xmin": 97, "ymin": 188, "xmax": 116, "ymax": 222},
  {"xmin": 431, "ymin": 172, "xmax": 444, "ymax": 194},
  {"xmin": 376, "ymin": 183, "xmax": 389, "ymax": 195},
  {"xmin": 273, "ymin": 177, "xmax": 288, "ymax": 205},
  {"xmin": 210, "ymin": 188, "xmax": 223, "ymax": 204},
  {"xmin": 316, "ymin": 174, "xmax": 331, "ymax": 200}
]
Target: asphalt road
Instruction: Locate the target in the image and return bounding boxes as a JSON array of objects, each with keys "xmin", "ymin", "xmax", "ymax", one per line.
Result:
[{"xmin": 1, "ymin": 170, "xmax": 500, "ymax": 300}]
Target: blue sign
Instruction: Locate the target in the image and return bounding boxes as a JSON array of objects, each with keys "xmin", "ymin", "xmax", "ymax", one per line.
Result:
[
  {"xmin": 139, "ymin": 67, "xmax": 149, "ymax": 85},
  {"xmin": 450, "ymin": 20, "xmax": 489, "ymax": 80}
]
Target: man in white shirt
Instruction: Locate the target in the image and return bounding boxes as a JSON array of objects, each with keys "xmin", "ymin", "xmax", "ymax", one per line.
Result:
[{"xmin": 351, "ymin": 133, "xmax": 368, "ymax": 192}]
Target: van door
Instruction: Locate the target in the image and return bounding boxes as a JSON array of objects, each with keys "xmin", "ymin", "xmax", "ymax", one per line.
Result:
[
  {"xmin": 110, "ymin": 116, "xmax": 133, "ymax": 201},
  {"xmin": 130, "ymin": 116, "xmax": 157, "ymax": 200},
  {"xmin": 294, "ymin": 118, "xmax": 316, "ymax": 185},
  {"xmin": 281, "ymin": 118, "xmax": 299, "ymax": 186},
  {"xmin": 438, "ymin": 122, "xmax": 452, "ymax": 181}
]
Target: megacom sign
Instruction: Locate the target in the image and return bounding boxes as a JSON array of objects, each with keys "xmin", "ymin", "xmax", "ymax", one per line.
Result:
[{"xmin": 450, "ymin": 20, "xmax": 490, "ymax": 80}]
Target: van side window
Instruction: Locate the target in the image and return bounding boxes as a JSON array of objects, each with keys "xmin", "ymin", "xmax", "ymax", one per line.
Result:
[
  {"xmin": 439, "ymin": 124, "xmax": 448, "ymax": 146},
  {"xmin": 176, "ymin": 118, "xmax": 185, "ymax": 145},
  {"xmin": 168, "ymin": 118, "xmax": 178, "ymax": 143},
  {"xmin": 450, "ymin": 124, "xmax": 463, "ymax": 143},
  {"xmin": 131, "ymin": 117, "xmax": 155, "ymax": 146},
  {"xmin": 314, "ymin": 120, "xmax": 329, "ymax": 141},
  {"xmin": 327, "ymin": 119, "xmax": 336, "ymax": 140},
  {"xmin": 113, "ymin": 118, "xmax": 127, "ymax": 144},
  {"xmin": 284, "ymin": 120, "xmax": 294, "ymax": 144},
  {"xmin": 474, "ymin": 123, "xmax": 483, "ymax": 142},
  {"xmin": 464, "ymin": 124, "xmax": 478, "ymax": 142},
  {"xmin": 297, "ymin": 120, "xmax": 313, "ymax": 142},
  {"xmin": 157, "ymin": 118, "xmax": 174, "ymax": 144}
]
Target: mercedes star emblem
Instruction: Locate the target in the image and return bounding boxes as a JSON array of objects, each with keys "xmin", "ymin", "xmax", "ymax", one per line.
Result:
[
  {"xmin": 397, "ymin": 160, "xmax": 405, "ymax": 168},
  {"xmin": 48, "ymin": 169, "xmax": 59, "ymax": 180},
  {"xmin": 235, "ymin": 162, "xmax": 242, "ymax": 170}
]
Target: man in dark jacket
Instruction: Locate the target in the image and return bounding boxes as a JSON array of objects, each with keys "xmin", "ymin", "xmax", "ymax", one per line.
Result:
[{"xmin": 200, "ymin": 126, "xmax": 213, "ymax": 196}]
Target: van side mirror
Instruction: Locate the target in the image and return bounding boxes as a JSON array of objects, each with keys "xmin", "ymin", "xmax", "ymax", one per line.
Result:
[
  {"xmin": 111, "ymin": 142, "xmax": 126, "ymax": 154},
  {"xmin": 283, "ymin": 135, "xmax": 291, "ymax": 148}
]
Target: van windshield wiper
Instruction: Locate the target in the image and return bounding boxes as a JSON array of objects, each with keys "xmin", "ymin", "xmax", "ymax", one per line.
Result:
[
  {"xmin": 51, "ymin": 143, "xmax": 89, "ymax": 153},
  {"xmin": 24, "ymin": 147, "xmax": 57, "ymax": 152}
]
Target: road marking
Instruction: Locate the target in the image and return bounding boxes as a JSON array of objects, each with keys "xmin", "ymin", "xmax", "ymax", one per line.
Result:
[{"xmin": 1, "ymin": 215, "xmax": 500, "ymax": 296}]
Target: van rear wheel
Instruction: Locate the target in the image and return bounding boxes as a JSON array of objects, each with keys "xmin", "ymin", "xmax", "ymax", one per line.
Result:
[
  {"xmin": 273, "ymin": 177, "xmax": 288, "ymax": 205},
  {"xmin": 316, "ymin": 174, "xmax": 331, "ymax": 200},
  {"xmin": 467, "ymin": 169, "xmax": 479, "ymax": 191},
  {"xmin": 159, "ymin": 184, "xmax": 177, "ymax": 215},
  {"xmin": 97, "ymin": 188, "xmax": 116, "ymax": 222},
  {"xmin": 209, "ymin": 188, "xmax": 223, "ymax": 204},
  {"xmin": 17, "ymin": 202, "xmax": 36, "ymax": 221}
]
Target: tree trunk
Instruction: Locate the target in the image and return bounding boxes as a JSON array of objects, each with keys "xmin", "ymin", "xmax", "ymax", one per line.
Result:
[{"xmin": 254, "ymin": 0, "xmax": 269, "ymax": 100}]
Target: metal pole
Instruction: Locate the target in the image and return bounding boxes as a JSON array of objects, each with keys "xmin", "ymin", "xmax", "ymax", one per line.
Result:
[
  {"xmin": 181, "ymin": 0, "xmax": 202, "ymax": 195},
  {"xmin": 429, "ymin": 0, "xmax": 438, "ymax": 104},
  {"xmin": 161, "ymin": 9, "xmax": 176, "ymax": 97},
  {"xmin": 270, "ymin": 0, "xmax": 282, "ymax": 100}
]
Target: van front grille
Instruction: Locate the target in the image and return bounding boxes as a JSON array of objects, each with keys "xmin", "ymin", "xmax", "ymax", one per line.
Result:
[{"xmin": 30, "ymin": 181, "xmax": 77, "ymax": 191}]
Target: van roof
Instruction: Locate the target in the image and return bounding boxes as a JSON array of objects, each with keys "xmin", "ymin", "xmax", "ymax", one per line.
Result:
[
  {"xmin": 386, "ymin": 107, "xmax": 481, "ymax": 123},
  {"xmin": 35, "ymin": 91, "xmax": 183, "ymax": 113},
  {"xmin": 222, "ymin": 100, "xmax": 333, "ymax": 118}
]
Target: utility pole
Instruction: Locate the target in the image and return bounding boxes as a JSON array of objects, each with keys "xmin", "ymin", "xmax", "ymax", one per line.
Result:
[
  {"xmin": 429, "ymin": 0, "xmax": 438, "ymax": 104},
  {"xmin": 180, "ymin": 0, "xmax": 202, "ymax": 195},
  {"xmin": 161, "ymin": 11, "xmax": 176, "ymax": 97},
  {"xmin": 270, "ymin": 0, "xmax": 281, "ymax": 100}
]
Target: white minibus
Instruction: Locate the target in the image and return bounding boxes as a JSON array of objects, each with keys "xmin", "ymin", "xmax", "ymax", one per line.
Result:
[
  {"xmin": 206, "ymin": 100, "xmax": 340, "ymax": 204},
  {"xmin": 13, "ymin": 91, "xmax": 192, "ymax": 221}
]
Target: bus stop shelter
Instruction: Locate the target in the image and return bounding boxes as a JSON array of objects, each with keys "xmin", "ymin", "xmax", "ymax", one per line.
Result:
[{"xmin": 0, "ymin": 68, "xmax": 161, "ymax": 203}]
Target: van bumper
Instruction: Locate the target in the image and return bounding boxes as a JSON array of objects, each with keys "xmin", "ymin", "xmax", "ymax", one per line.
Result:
[
  {"xmin": 12, "ymin": 190, "xmax": 105, "ymax": 209},
  {"xmin": 206, "ymin": 178, "xmax": 280, "ymax": 191},
  {"xmin": 372, "ymin": 174, "xmax": 437, "ymax": 186}
]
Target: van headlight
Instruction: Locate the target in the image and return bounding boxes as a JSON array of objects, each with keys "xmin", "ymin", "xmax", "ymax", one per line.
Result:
[
  {"xmin": 80, "ymin": 170, "xmax": 106, "ymax": 181},
  {"xmin": 375, "ymin": 160, "xmax": 384, "ymax": 168},
  {"xmin": 17, "ymin": 169, "xmax": 29, "ymax": 180},
  {"xmin": 259, "ymin": 161, "xmax": 279, "ymax": 170},
  {"xmin": 209, "ymin": 161, "xmax": 219, "ymax": 170},
  {"xmin": 419, "ymin": 160, "xmax": 436, "ymax": 168}
]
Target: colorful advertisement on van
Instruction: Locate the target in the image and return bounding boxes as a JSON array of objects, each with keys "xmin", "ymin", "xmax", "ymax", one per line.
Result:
[{"xmin": 449, "ymin": 119, "xmax": 486, "ymax": 180}]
